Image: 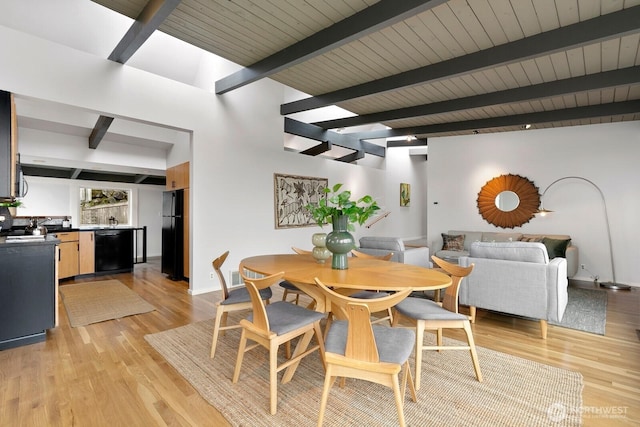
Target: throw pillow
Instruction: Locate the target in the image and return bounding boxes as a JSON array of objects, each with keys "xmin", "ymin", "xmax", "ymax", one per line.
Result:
[
  {"xmin": 542, "ymin": 237, "xmax": 571, "ymax": 259},
  {"xmin": 442, "ymin": 233, "xmax": 465, "ymax": 251},
  {"xmin": 520, "ymin": 236, "xmax": 543, "ymax": 242}
]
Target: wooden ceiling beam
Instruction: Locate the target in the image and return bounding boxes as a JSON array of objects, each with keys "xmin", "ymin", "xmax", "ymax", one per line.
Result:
[
  {"xmin": 301, "ymin": 142, "xmax": 332, "ymax": 156},
  {"xmin": 215, "ymin": 0, "xmax": 448, "ymax": 94},
  {"xmin": 336, "ymin": 151, "xmax": 365, "ymax": 163},
  {"xmin": 312, "ymin": 67, "xmax": 640, "ymax": 129},
  {"xmin": 387, "ymin": 139, "xmax": 427, "ymax": 148},
  {"xmin": 134, "ymin": 175, "xmax": 149, "ymax": 184},
  {"xmin": 351, "ymin": 100, "xmax": 640, "ymax": 139},
  {"xmin": 281, "ymin": 6, "xmax": 640, "ymax": 115},
  {"xmin": 88, "ymin": 115, "xmax": 114, "ymax": 149},
  {"xmin": 70, "ymin": 168, "xmax": 83, "ymax": 179},
  {"xmin": 284, "ymin": 118, "xmax": 385, "ymax": 157},
  {"xmin": 108, "ymin": 0, "xmax": 181, "ymax": 64}
]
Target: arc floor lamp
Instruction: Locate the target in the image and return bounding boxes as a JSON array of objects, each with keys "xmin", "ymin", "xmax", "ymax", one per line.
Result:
[{"xmin": 537, "ymin": 176, "xmax": 630, "ymax": 290}]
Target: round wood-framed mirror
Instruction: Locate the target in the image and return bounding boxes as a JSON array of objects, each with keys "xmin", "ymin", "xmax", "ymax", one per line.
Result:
[{"xmin": 477, "ymin": 174, "xmax": 540, "ymax": 229}]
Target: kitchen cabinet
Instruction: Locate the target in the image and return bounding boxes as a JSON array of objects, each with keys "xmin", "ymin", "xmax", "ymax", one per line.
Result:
[
  {"xmin": 54, "ymin": 229, "xmax": 129, "ymax": 278},
  {"xmin": 0, "ymin": 90, "xmax": 17, "ymax": 200},
  {"xmin": 166, "ymin": 161, "xmax": 189, "ymax": 190},
  {"xmin": 56, "ymin": 231, "xmax": 79, "ymax": 279},
  {"xmin": 0, "ymin": 239, "xmax": 57, "ymax": 350},
  {"xmin": 79, "ymin": 231, "xmax": 95, "ymax": 274}
]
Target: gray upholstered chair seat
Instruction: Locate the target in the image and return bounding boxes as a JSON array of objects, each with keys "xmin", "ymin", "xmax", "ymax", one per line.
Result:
[
  {"xmin": 222, "ymin": 286, "xmax": 272, "ymax": 305},
  {"xmin": 248, "ymin": 301, "xmax": 325, "ymax": 336},
  {"xmin": 279, "ymin": 280, "xmax": 299, "ymax": 290},
  {"xmin": 350, "ymin": 290, "xmax": 389, "ymax": 299},
  {"xmin": 325, "ymin": 320, "xmax": 415, "ymax": 365},
  {"xmin": 394, "ymin": 297, "xmax": 468, "ymax": 321}
]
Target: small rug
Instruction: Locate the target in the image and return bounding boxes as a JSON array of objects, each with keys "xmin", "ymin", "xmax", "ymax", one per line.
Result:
[
  {"xmin": 550, "ymin": 287, "xmax": 607, "ymax": 335},
  {"xmin": 145, "ymin": 317, "xmax": 583, "ymax": 426},
  {"xmin": 60, "ymin": 280, "xmax": 155, "ymax": 327}
]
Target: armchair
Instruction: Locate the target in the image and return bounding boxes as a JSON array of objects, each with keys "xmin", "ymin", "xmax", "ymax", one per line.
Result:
[
  {"xmin": 357, "ymin": 236, "xmax": 430, "ymax": 268},
  {"xmin": 458, "ymin": 241, "xmax": 568, "ymax": 339}
]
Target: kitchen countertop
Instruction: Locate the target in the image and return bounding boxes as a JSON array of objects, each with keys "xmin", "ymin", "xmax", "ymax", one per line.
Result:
[
  {"xmin": 0, "ymin": 226, "xmax": 138, "ymax": 242},
  {"xmin": 0, "ymin": 234, "xmax": 59, "ymax": 246}
]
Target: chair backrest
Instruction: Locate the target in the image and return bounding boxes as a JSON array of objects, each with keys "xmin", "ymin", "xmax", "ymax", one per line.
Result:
[
  {"xmin": 314, "ymin": 278, "xmax": 411, "ymax": 363},
  {"xmin": 212, "ymin": 251, "xmax": 230, "ymax": 300},
  {"xmin": 292, "ymin": 247, "xmax": 312, "ymax": 255},
  {"xmin": 351, "ymin": 249, "xmax": 393, "ymax": 261},
  {"xmin": 431, "ymin": 255, "xmax": 474, "ymax": 313},
  {"xmin": 239, "ymin": 263, "xmax": 284, "ymax": 334}
]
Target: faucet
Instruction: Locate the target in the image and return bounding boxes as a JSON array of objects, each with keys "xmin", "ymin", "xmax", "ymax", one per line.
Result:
[{"xmin": 38, "ymin": 217, "xmax": 53, "ymax": 226}]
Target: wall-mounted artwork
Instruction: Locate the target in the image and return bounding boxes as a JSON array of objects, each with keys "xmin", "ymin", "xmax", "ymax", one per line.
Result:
[
  {"xmin": 274, "ymin": 173, "xmax": 328, "ymax": 229},
  {"xmin": 400, "ymin": 183, "xmax": 410, "ymax": 207}
]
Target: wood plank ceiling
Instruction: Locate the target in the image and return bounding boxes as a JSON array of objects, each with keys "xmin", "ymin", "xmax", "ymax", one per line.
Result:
[{"xmin": 91, "ymin": 0, "xmax": 640, "ymax": 155}]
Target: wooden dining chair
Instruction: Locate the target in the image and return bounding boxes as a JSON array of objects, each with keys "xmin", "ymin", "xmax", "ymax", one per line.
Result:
[
  {"xmin": 233, "ymin": 265, "xmax": 326, "ymax": 415},
  {"xmin": 350, "ymin": 249, "xmax": 393, "ymax": 261},
  {"xmin": 209, "ymin": 251, "xmax": 273, "ymax": 359},
  {"xmin": 392, "ymin": 255, "xmax": 482, "ymax": 390},
  {"xmin": 349, "ymin": 249, "xmax": 395, "ymax": 325},
  {"xmin": 314, "ymin": 278, "xmax": 417, "ymax": 427},
  {"xmin": 278, "ymin": 247, "xmax": 312, "ymax": 305}
]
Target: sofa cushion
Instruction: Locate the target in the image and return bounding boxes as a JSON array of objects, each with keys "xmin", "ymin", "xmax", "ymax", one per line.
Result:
[
  {"xmin": 359, "ymin": 236, "xmax": 405, "ymax": 252},
  {"xmin": 482, "ymin": 232, "xmax": 523, "ymax": 242},
  {"xmin": 522, "ymin": 234, "xmax": 572, "ymax": 242},
  {"xmin": 469, "ymin": 241, "xmax": 549, "ymax": 264},
  {"xmin": 542, "ymin": 237, "xmax": 571, "ymax": 259},
  {"xmin": 441, "ymin": 233, "xmax": 465, "ymax": 251},
  {"xmin": 449, "ymin": 230, "xmax": 482, "ymax": 251}
]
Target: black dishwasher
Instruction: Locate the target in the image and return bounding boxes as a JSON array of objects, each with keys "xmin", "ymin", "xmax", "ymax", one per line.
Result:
[{"xmin": 95, "ymin": 229, "xmax": 134, "ymax": 273}]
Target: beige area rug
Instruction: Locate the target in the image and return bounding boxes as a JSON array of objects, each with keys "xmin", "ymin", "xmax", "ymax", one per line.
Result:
[
  {"xmin": 145, "ymin": 317, "xmax": 583, "ymax": 426},
  {"xmin": 60, "ymin": 280, "xmax": 155, "ymax": 327}
]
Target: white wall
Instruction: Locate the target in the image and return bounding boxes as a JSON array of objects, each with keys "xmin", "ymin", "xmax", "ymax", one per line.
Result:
[
  {"xmin": 427, "ymin": 122, "xmax": 640, "ymax": 287},
  {"xmin": 0, "ymin": 18, "xmax": 428, "ymax": 294}
]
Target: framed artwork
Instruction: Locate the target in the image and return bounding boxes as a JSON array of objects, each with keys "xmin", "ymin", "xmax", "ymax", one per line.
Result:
[
  {"xmin": 274, "ymin": 173, "xmax": 328, "ymax": 229},
  {"xmin": 400, "ymin": 183, "xmax": 410, "ymax": 207}
]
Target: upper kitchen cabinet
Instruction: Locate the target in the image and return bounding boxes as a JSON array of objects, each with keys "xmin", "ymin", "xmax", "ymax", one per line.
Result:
[
  {"xmin": 0, "ymin": 90, "xmax": 17, "ymax": 200},
  {"xmin": 166, "ymin": 161, "xmax": 189, "ymax": 190}
]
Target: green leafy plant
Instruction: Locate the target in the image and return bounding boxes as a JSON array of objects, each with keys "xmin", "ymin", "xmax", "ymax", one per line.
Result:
[
  {"xmin": 305, "ymin": 183, "xmax": 380, "ymax": 231},
  {"xmin": 0, "ymin": 200, "xmax": 22, "ymax": 208}
]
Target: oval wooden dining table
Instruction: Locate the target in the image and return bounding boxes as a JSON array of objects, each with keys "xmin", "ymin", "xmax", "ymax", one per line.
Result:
[{"xmin": 241, "ymin": 253, "xmax": 452, "ymax": 313}]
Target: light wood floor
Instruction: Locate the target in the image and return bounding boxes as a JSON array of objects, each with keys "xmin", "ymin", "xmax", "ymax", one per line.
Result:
[{"xmin": 1, "ymin": 259, "xmax": 638, "ymax": 426}]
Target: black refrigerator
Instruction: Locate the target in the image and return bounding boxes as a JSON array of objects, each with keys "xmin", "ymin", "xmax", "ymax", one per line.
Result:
[{"xmin": 162, "ymin": 190, "xmax": 184, "ymax": 280}]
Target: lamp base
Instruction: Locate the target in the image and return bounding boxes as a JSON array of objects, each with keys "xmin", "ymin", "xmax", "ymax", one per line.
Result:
[{"xmin": 599, "ymin": 281, "xmax": 631, "ymax": 290}]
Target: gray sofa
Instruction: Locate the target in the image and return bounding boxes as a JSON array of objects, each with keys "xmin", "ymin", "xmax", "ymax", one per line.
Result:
[
  {"xmin": 434, "ymin": 229, "xmax": 579, "ymax": 277},
  {"xmin": 357, "ymin": 236, "xmax": 431, "ymax": 268},
  {"xmin": 458, "ymin": 241, "xmax": 568, "ymax": 339}
]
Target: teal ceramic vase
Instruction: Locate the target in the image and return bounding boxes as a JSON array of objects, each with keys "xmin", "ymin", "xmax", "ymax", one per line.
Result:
[{"xmin": 325, "ymin": 215, "xmax": 355, "ymax": 270}]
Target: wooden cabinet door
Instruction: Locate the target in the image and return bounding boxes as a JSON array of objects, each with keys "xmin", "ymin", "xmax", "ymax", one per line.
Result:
[
  {"xmin": 176, "ymin": 162, "xmax": 189, "ymax": 189},
  {"xmin": 58, "ymin": 241, "xmax": 79, "ymax": 279},
  {"xmin": 79, "ymin": 231, "xmax": 95, "ymax": 274},
  {"xmin": 166, "ymin": 166, "xmax": 176, "ymax": 190},
  {"xmin": 166, "ymin": 162, "xmax": 190, "ymax": 190}
]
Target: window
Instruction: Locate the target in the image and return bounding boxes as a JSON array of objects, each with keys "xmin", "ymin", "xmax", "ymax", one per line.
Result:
[{"xmin": 79, "ymin": 187, "xmax": 130, "ymax": 226}]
